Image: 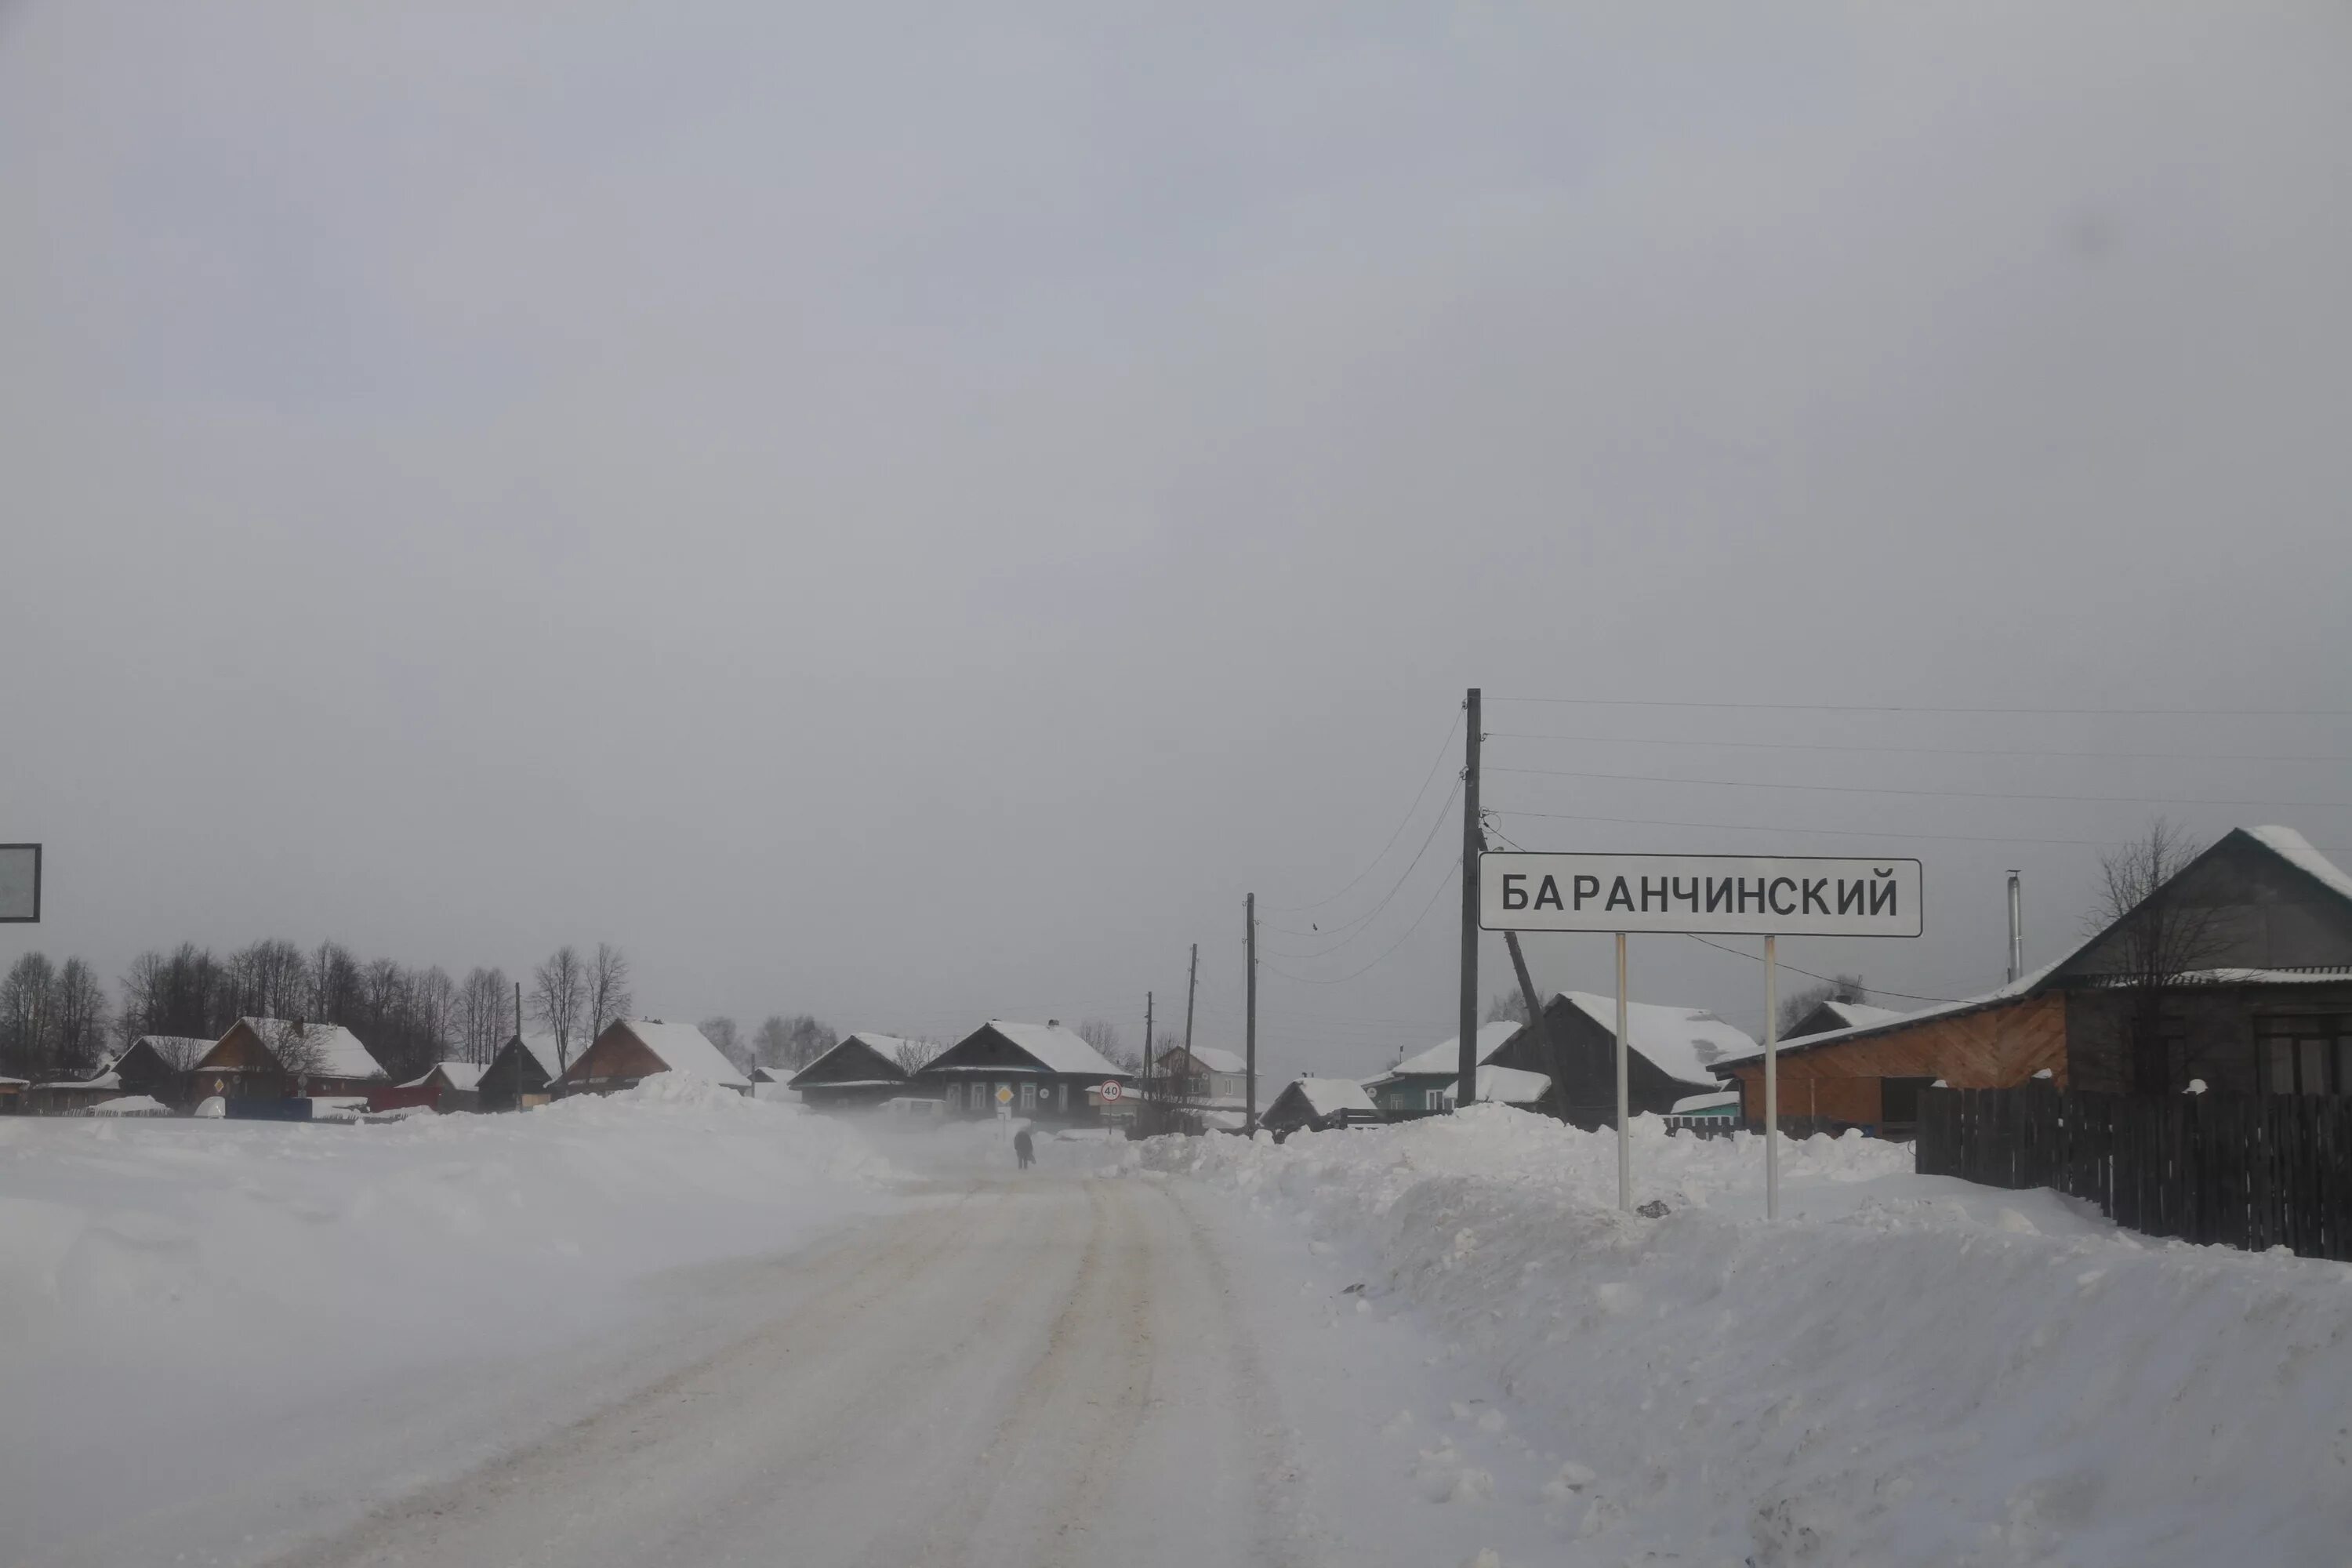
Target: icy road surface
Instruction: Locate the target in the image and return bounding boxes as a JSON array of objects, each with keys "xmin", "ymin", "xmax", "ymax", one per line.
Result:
[{"xmin": 268, "ymin": 1173, "xmax": 1304, "ymax": 1568}]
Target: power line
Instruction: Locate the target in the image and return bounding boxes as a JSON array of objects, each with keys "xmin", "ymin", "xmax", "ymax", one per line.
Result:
[
  {"xmin": 1679, "ymin": 934, "xmax": 1968, "ymax": 1006},
  {"xmin": 1261, "ymin": 781, "xmax": 1462, "ymax": 955},
  {"xmin": 1486, "ymin": 696, "xmax": 2352, "ymax": 717},
  {"xmin": 1261, "ymin": 708, "xmax": 1461, "ymax": 915},
  {"xmin": 1261, "ymin": 864, "xmax": 1460, "ymax": 985},
  {"xmin": 1490, "ymin": 805, "xmax": 2350, "ymax": 853},
  {"xmin": 1485, "ymin": 731, "xmax": 2350, "ymax": 765},
  {"xmin": 1487, "ymin": 764, "xmax": 2350, "ymax": 811}
]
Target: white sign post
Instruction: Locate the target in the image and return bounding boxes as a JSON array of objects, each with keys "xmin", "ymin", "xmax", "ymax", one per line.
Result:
[
  {"xmin": 0, "ymin": 845, "xmax": 38, "ymax": 924},
  {"xmin": 1481, "ymin": 851, "xmax": 1924, "ymax": 1219}
]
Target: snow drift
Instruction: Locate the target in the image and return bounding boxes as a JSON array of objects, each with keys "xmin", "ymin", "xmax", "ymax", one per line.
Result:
[
  {"xmin": 0, "ymin": 1081, "xmax": 902, "ymax": 1564},
  {"xmin": 1131, "ymin": 1107, "xmax": 2352, "ymax": 1567}
]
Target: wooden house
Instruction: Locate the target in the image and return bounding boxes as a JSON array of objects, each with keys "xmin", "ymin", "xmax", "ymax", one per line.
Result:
[
  {"xmin": 789, "ymin": 1033, "xmax": 931, "ymax": 1109},
  {"xmin": 29, "ymin": 1035, "xmax": 212, "ymax": 1114},
  {"xmin": 1485, "ymin": 991, "xmax": 1751, "ymax": 1131},
  {"xmin": 906, "ymin": 1020, "xmax": 1129, "ymax": 1123},
  {"xmin": 1260, "ymin": 1076, "xmax": 1379, "ymax": 1137},
  {"xmin": 559, "ymin": 1018, "xmax": 752, "ymax": 1097},
  {"xmin": 1719, "ymin": 826, "xmax": 2352, "ymax": 1129},
  {"xmin": 1364, "ymin": 1022, "xmax": 1524, "ymax": 1115},
  {"xmin": 477, "ymin": 1032, "xmax": 567, "ymax": 1112},
  {"xmin": 0, "ymin": 1075, "xmax": 27, "ymax": 1112},
  {"xmin": 391, "ymin": 1061, "xmax": 486, "ymax": 1113},
  {"xmin": 1149, "ymin": 1044, "xmax": 1249, "ymax": 1106},
  {"xmin": 189, "ymin": 1018, "xmax": 387, "ymax": 1103}
]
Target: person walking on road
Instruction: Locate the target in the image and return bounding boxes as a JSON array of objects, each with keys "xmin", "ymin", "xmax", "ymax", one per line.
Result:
[{"xmin": 1013, "ymin": 1128, "xmax": 1035, "ymax": 1170}]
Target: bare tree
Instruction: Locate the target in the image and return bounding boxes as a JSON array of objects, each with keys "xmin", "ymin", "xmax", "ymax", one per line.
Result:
[
  {"xmin": 586, "ymin": 943, "xmax": 633, "ymax": 1044},
  {"xmin": 459, "ymin": 967, "xmax": 513, "ymax": 1064},
  {"xmin": 1076, "ymin": 1017, "xmax": 1121, "ymax": 1057},
  {"xmin": 411, "ymin": 965, "xmax": 459, "ymax": 1064},
  {"xmin": 228, "ymin": 938, "xmax": 310, "ymax": 1020},
  {"xmin": 0, "ymin": 953, "xmax": 56, "ymax": 1080},
  {"xmin": 532, "ymin": 946, "xmax": 588, "ymax": 1070},
  {"xmin": 1483, "ymin": 990, "xmax": 1531, "ymax": 1025},
  {"xmin": 2082, "ymin": 819, "xmax": 2227, "ymax": 1097},
  {"xmin": 753, "ymin": 1014, "xmax": 794, "ymax": 1069},
  {"xmin": 892, "ymin": 1038, "xmax": 938, "ymax": 1073},
  {"xmin": 51, "ymin": 958, "xmax": 111, "ymax": 1075},
  {"xmin": 261, "ymin": 1018, "xmax": 331, "ymax": 1085}
]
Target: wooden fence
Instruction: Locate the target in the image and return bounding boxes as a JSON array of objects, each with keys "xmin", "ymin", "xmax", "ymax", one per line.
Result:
[{"xmin": 1915, "ymin": 1086, "xmax": 2352, "ymax": 1261}]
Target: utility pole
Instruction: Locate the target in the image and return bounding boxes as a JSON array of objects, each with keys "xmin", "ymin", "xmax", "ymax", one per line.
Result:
[
  {"xmin": 2006, "ymin": 870, "xmax": 2024, "ymax": 985},
  {"xmin": 1244, "ymin": 893, "xmax": 1258, "ymax": 1128},
  {"xmin": 1182, "ymin": 942, "xmax": 1199, "ymax": 1073},
  {"xmin": 1457, "ymin": 687, "xmax": 1482, "ymax": 1107},
  {"xmin": 1144, "ymin": 990, "xmax": 1154, "ymax": 1094}
]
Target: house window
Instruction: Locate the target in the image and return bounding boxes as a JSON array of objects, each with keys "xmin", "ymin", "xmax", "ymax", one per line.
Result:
[
  {"xmin": 1022, "ymin": 1082, "xmax": 1036, "ymax": 1110},
  {"xmin": 1424, "ymin": 1088, "xmax": 1445, "ymax": 1111},
  {"xmin": 2259, "ymin": 1018, "xmax": 2348, "ymax": 1095}
]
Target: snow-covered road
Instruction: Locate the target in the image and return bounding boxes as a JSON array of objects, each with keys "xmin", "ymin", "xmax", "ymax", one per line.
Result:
[{"xmin": 267, "ymin": 1172, "xmax": 1304, "ymax": 1568}]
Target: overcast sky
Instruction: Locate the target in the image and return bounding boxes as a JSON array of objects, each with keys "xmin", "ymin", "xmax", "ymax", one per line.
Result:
[{"xmin": 5, "ymin": 2, "xmax": 2349, "ymax": 1080}]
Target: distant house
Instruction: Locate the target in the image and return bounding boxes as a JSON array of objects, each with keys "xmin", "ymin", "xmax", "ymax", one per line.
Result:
[
  {"xmin": 1486, "ymin": 992, "xmax": 1750, "ymax": 1130},
  {"xmin": 1260, "ymin": 1076, "xmax": 1380, "ymax": 1136},
  {"xmin": 1364, "ymin": 1022, "xmax": 1524, "ymax": 1115},
  {"xmin": 477, "ymin": 1032, "xmax": 568, "ymax": 1112},
  {"xmin": 30, "ymin": 1036, "xmax": 212, "ymax": 1114},
  {"xmin": 790, "ymin": 1033, "xmax": 932, "ymax": 1109},
  {"xmin": 1150, "ymin": 1044, "xmax": 1248, "ymax": 1107},
  {"xmin": 394, "ymin": 1061, "xmax": 486, "ymax": 1113},
  {"xmin": 190, "ymin": 1018, "xmax": 387, "ymax": 1102},
  {"xmin": 0, "ymin": 1075, "xmax": 27, "ymax": 1112},
  {"xmin": 560, "ymin": 1018, "xmax": 753, "ymax": 1097},
  {"xmin": 906, "ymin": 1020, "xmax": 1128, "ymax": 1122},
  {"xmin": 1782, "ymin": 998, "xmax": 1906, "ymax": 1041},
  {"xmin": 1715, "ymin": 826, "xmax": 2352, "ymax": 1128}
]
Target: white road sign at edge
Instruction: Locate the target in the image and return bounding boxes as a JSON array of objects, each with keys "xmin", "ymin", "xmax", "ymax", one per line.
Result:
[
  {"xmin": 1478, "ymin": 851, "xmax": 1923, "ymax": 938},
  {"xmin": 1098, "ymin": 1080, "xmax": 1122, "ymax": 1102},
  {"xmin": 0, "ymin": 844, "xmax": 38, "ymax": 924}
]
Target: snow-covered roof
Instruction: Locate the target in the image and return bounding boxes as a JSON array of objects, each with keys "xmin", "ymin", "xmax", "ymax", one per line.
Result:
[
  {"xmin": 125, "ymin": 1036, "xmax": 213, "ymax": 1066},
  {"xmin": 1385, "ymin": 1022, "xmax": 1525, "ymax": 1080},
  {"xmin": 87, "ymin": 1095, "xmax": 171, "ymax": 1116},
  {"xmin": 237, "ymin": 1019, "xmax": 387, "ymax": 1081},
  {"xmin": 2247, "ymin": 825, "xmax": 2352, "ymax": 906},
  {"xmin": 34, "ymin": 1070, "xmax": 121, "ymax": 1092},
  {"xmin": 844, "ymin": 1033, "xmax": 931, "ymax": 1068},
  {"xmin": 1715, "ymin": 955, "xmax": 2069, "ymax": 1068},
  {"xmin": 1671, "ymin": 1090, "xmax": 1742, "ymax": 1114},
  {"xmin": 1553, "ymin": 993, "xmax": 1754, "ymax": 1087},
  {"xmin": 504, "ymin": 1032, "xmax": 567, "ymax": 1077},
  {"xmin": 1811, "ymin": 1000, "xmax": 1907, "ymax": 1033},
  {"xmin": 1443, "ymin": 1065, "xmax": 1552, "ymax": 1105},
  {"xmin": 1181, "ymin": 1045, "xmax": 1247, "ymax": 1075},
  {"xmin": 0, "ymin": 1076, "xmax": 27, "ymax": 1088},
  {"xmin": 1290, "ymin": 1077, "xmax": 1377, "ymax": 1119},
  {"xmin": 402, "ymin": 1062, "xmax": 485, "ymax": 1091},
  {"xmin": 608, "ymin": 1020, "xmax": 751, "ymax": 1088},
  {"xmin": 982, "ymin": 1021, "xmax": 1125, "ymax": 1079}
]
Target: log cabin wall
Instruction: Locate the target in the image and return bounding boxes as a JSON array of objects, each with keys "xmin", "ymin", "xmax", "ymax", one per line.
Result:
[{"xmin": 1724, "ymin": 993, "xmax": 2066, "ymax": 1126}]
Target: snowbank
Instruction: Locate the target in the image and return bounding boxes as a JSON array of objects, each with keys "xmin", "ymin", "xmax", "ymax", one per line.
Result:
[
  {"xmin": 1130, "ymin": 1107, "xmax": 2352, "ymax": 1566},
  {"xmin": 0, "ymin": 1082, "xmax": 902, "ymax": 1563}
]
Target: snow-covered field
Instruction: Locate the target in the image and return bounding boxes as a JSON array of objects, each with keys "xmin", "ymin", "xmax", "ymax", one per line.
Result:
[
  {"xmin": 1127, "ymin": 1108, "xmax": 2352, "ymax": 1567},
  {"xmin": 0, "ymin": 1082, "xmax": 905, "ymax": 1566}
]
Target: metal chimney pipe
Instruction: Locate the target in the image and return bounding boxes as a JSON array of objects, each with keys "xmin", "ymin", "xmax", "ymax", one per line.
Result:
[{"xmin": 2006, "ymin": 870, "xmax": 2024, "ymax": 984}]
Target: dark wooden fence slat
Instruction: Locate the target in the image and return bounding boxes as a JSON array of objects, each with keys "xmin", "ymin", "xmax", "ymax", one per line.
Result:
[{"xmin": 1915, "ymin": 1086, "xmax": 2351, "ymax": 1264}]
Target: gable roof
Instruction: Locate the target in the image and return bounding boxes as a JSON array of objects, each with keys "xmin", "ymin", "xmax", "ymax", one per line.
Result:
[
  {"xmin": 981, "ymin": 1020, "xmax": 1125, "ymax": 1078},
  {"xmin": 2247, "ymin": 825, "xmax": 2352, "ymax": 906},
  {"xmin": 1552, "ymin": 993, "xmax": 1755, "ymax": 1087},
  {"xmin": 789, "ymin": 1032, "xmax": 927, "ymax": 1088},
  {"xmin": 402, "ymin": 1061, "xmax": 486, "ymax": 1092},
  {"xmin": 1178, "ymin": 1045, "xmax": 1247, "ymax": 1076},
  {"xmin": 1288, "ymin": 1076, "xmax": 1377, "ymax": 1119},
  {"xmin": 500, "ymin": 1032, "xmax": 567, "ymax": 1077},
  {"xmin": 227, "ymin": 1018, "xmax": 387, "ymax": 1080},
  {"xmin": 1715, "ymin": 957, "xmax": 2063, "ymax": 1069},
  {"xmin": 1384, "ymin": 1021, "xmax": 1525, "ymax": 1080},
  {"xmin": 610, "ymin": 1019, "xmax": 751, "ymax": 1088},
  {"xmin": 123, "ymin": 1036, "xmax": 213, "ymax": 1069}
]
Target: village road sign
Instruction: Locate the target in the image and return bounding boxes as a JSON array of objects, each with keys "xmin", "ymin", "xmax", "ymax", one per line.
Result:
[
  {"xmin": 996, "ymin": 1085, "xmax": 1014, "ymax": 1106},
  {"xmin": 0, "ymin": 844, "xmax": 38, "ymax": 923},
  {"xmin": 1098, "ymin": 1080, "xmax": 1122, "ymax": 1102},
  {"xmin": 1479, "ymin": 851, "xmax": 1923, "ymax": 938}
]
